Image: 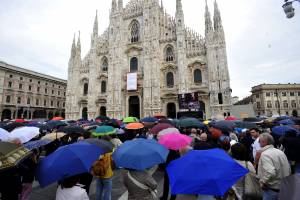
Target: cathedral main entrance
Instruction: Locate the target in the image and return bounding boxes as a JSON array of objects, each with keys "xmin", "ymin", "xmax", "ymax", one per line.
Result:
[
  {"xmin": 128, "ymin": 96, "xmax": 140, "ymax": 119},
  {"xmin": 167, "ymin": 103, "xmax": 176, "ymax": 119}
]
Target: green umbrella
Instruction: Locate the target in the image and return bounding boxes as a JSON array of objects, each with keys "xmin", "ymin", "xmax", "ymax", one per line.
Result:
[
  {"xmin": 0, "ymin": 141, "xmax": 32, "ymax": 172},
  {"xmin": 178, "ymin": 118, "xmax": 205, "ymax": 128},
  {"xmin": 123, "ymin": 117, "xmax": 139, "ymax": 123},
  {"xmin": 92, "ymin": 126, "xmax": 116, "ymax": 137}
]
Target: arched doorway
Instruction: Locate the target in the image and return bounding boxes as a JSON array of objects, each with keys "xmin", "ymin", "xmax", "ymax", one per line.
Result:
[
  {"xmin": 61, "ymin": 112, "xmax": 65, "ymax": 118},
  {"xmin": 100, "ymin": 106, "xmax": 107, "ymax": 116},
  {"xmin": 167, "ymin": 103, "xmax": 176, "ymax": 119},
  {"xmin": 23, "ymin": 110, "xmax": 28, "ymax": 119},
  {"xmin": 33, "ymin": 110, "xmax": 47, "ymax": 119},
  {"xmin": 128, "ymin": 96, "xmax": 140, "ymax": 118},
  {"xmin": 2, "ymin": 109, "xmax": 11, "ymax": 120},
  {"xmin": 17, "ymin": 109, "xmax": 23, "ymax": 119},
  {"xmin": 82, "ymin": 107, "xmax": 88, "ymax": 120}
]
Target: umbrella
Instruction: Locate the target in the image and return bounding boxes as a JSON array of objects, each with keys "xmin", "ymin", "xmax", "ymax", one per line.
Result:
[
  {"xmin": 210, "ymin": 120, "xmax": 235, "ymax": 133},
  {"xmin": 125, "ymin": 123, "xmax": 144, "ymax": 130},
  {"xmin": 59, "ymin": 126, "xmax": 87, "ymax": 135},
  {"xmin": 271, "ymin": 126, "xmax": 298, "ymax": 136},
  {"xmin": 278, "ymin": 119, "xmax": 295, "ymax": 126},
  {"xmin": 104, "ymin": 119, "xmax": 121, "ymax": 128},
  {"xmin": 243, "ymin": 117, "xmax": 264, "ymax": 123},
  {"xmin": 0, "ymin": 128, "xmax": 10, "ymax": 141},
  {"xmin": 140, "ymin": 117, "xmax": 158, "ymax": 123},
  {"xmin": 279, "ymin": 174, "xmax": 300, "ymax": 200},
  {"xmin": 36, "ymin": 142, "xmax": 104, "ymax": 187},
  {"xmin": 234, "ymin": 121, "xmax": 258, "ymax": 129},
  {"xmin": 166, "ymin": 149, "xmax": 249, "ymax": 196},
  {"xmin": 0, "ymin": 141, "xmax": 32, "ymax": 172},
  {"xmin": 92, "ymin": 126, "xmax": 116, "ymax": 137},
  {"xmin": 225, "ymin": 116, "xmax": 238, "ymax": 121},
  {"xmin": 9, "ymin": 127, "xmax": 40, "ymax": 144},
  {"xmin": 95, "ymin": 115, "xmax": 110, "ymax": 122},
  {"xmin": 23, "ymin": 139, "xmax": 52, "ymax": 150},
  {"xmin": 123, "ymin": 117, "xmax": 139, "ymax": 123},
  {"xmin": 84, "ymin": 138, "xmax": 113, "ymax": 153},
  {"xmin": 150, "ymin": 123, "xmax": 174, "ymax": 135},
  {"xmin": 41, "ymin": 132, "xmax": 66, "ymax": 141},
  {"xmin": 158, "ymin": 128, "xmax": 180, "ymax": 138},
  {"xmin": 26, "ymin": 121, "xmax": 42, "ymax": 127},
  {"xmin": 46, "ymin": 120, "xmax": 68, "ymax": 130},
  {"xmin": 158, "ymin": 119, "xmax": 173, "ymax": 125},
  {"xmin": 2, "ymin": 122, "xmax": 25, "ymax": 132},
  {"xmin": 159, "ymin": 133, "xmax": 192, "ymax": 150},
  {"xmin": 153, "ymin": 114, "xmax": 167, "ymax": 120},
  {"xmin": 112, "ymin": 138, "xmax": 169, "ymax": 170},
  {"xmin": 52, "ymin": 117, "xmax": 64, "ymax": 121},
  {"xmin": 177, "ymin": 118, "xmax": 205, "ymax": 128},
  {"xmin": 15, "ymin": 119, "xmax": 26, "ymax": 123}
]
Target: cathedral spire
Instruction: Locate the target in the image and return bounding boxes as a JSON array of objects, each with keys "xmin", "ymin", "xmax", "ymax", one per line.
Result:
[
  {"xmin": 175, "ymin": 0, "xmax": 184, "ymax": 26},
  {"xmin": 205, "ymin": 0, "xmax": 213, "ymax": 36},
  {"xmin": 118, "ymin": 0, "xmax": 123, "ymax": 10},
  {"xmin": 176, "ymin": 0, "xmax": 183, "ymax": 15},
  {"xmin": 93, "ymin": 10, "xmax": 98, "ymax": 37},
  {"xmin": 161, "ymin": 0, "xmax": 164, "ymax": 10},
  {"xmin": 213, "ymin": 0, "xmax": 223, "ymax": 30},
  {"xmin": 77, "ymin": 31, "xmax": 81, "ymax": 58},
  {"xmin": 71, "ymin": 33, "xmax": 76, "ymax": 58},
  {"xmin": 111, "ymin": 0, "xmax": 117, "ymax": 13}
]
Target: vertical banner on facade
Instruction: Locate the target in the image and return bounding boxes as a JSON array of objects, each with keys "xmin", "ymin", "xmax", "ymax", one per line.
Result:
[{"xmin": 127, "ymin": 73, "xmax": 137, "ymax": 91}]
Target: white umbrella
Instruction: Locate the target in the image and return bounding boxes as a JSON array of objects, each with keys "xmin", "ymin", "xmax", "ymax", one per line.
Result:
[
  {"xmin": 0, "ymin": 128, "xmax": 10, "ymax": 141},
  {"xmin": 157, "ymin": 127, "xmax": 180, "ymax": 139},
  {"xmin": 10, "ymin": 127, "xmax": 40, "ymax": 143}
]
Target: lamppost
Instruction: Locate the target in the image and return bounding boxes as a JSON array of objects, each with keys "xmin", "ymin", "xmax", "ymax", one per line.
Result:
[
  {"xmin": 283, "ymin": 0, "xmax": 300, "ymax": 18},
  {"xmin": 274, "ymin": 89, "xmax": 281, "ymax": 116}
]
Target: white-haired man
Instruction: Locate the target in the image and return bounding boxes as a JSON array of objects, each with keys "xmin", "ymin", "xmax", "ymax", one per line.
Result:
[{"xmin": 257, "ymin": 133, "xmax": 291, "ymax": 200}]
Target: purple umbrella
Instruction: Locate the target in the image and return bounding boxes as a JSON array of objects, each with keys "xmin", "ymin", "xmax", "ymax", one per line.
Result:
[{"xmin": 150, "ymin": 123, "xmax": 174, "ymax": 135}]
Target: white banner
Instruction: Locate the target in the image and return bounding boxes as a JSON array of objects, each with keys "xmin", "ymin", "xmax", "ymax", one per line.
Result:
[{"xmin": 127, "ymin": 73, "xmax": 137, "ymax": 91}]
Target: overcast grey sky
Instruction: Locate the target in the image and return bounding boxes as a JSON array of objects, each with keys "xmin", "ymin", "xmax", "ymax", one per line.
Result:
[{"xmin": 0, "ymin": 0, "xmax": 299, "ymax": 98}]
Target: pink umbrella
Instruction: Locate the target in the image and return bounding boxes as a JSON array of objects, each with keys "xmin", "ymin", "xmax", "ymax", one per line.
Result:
[
  {"xmin": 158, "ymin": 133, "xmax": 192, "ymax": 150},
  {"xmin": 225, "ymin": 116, "xmax": 238, "ymax": 121}
]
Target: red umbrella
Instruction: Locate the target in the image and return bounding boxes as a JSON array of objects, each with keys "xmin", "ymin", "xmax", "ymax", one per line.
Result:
[
  {"xmin": 150, "ymin": 123, "xmax": 174, "ymax": 135},
  {"xmin": 225, "ymin": 116, "xmax": 238, "ymax": 121},
  {"xmin": 52, "ymin": 117, "xmax": 64, "ymax": 121},
  {"xmin": 15, "ymin": 119, "xmax": 26, "ymax": 123}
]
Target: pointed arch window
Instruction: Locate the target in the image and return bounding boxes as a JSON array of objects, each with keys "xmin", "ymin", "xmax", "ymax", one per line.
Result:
[
  {"xmin": 102, "ymin": 57, "xmax": 108, "ymax": 72},
  {"xmin": 165, "ymin": 46, "xmax": 174, "ymax": 62},
  {"xmin": 131, "ymin": 21, "xmax": 140, "ymax": 43},
  {"xmin": 83, "ymin": 83, "xmax": 88, "ymax": 96},
  {"xmin": 194, "ymin": 69, "xmax": 202, "ymax": 84},
  {"xmin": 218, "ymin": 93, "xmax": 223, "ymax": 105},
  {"xmin": 130, "ymin": 57, "xmax": 138, "ymax": 72},
  {"xmin": 166, "ymin": 72, "xmax": 174, "ymax": 88},
  {"xmin": 101, "ymin": 81, "xmax": 106, "ymax": 94}
]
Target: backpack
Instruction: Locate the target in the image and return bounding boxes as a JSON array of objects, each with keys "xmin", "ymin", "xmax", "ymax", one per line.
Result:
[{"xmin": 91, "ymin": 153, "xmax": 114, "ymax": 177}]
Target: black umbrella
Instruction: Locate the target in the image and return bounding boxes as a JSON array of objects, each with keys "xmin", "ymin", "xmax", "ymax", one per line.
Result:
[
  {"xmin": 46, "ymin": 121, "xmax": 68, "ymax": 130},
  {"xmin": 210, "ymin": 121, "xmax": 235, "ymax": 133},
  {"xmin": 95, "ymin": 116, "xmax": 110, "ymax": 122},
  {"xmin": 2, "ymin": 122, "xmax": 25, "ymax": 132},
  {"xmin": 84, "ymin": 138, "xmax": 113, "ymax": 153},
  {"xmin": 234, "ymin": 121, "xmax": 258, "ymax": 129},
  {"xmin": 59, "ymin": 126, "xmax": 87, "ymax": 135}
]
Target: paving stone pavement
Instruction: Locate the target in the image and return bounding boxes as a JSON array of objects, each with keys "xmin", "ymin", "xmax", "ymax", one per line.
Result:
[{"xmin": 29, "ymin": 168, "xmax": 197, "ymax": 200}]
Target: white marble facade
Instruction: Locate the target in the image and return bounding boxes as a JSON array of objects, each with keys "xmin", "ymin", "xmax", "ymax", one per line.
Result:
[{"xmin": 66, "ymin": 0, "xmax": 232, "ymax": 120}]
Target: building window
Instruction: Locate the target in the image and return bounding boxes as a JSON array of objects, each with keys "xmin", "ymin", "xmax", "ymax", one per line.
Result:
[
  {"xmin": 29, "ymin": 79, "xmax": 32, "ymax": 82},
  {"xmin": 51, "ymin": 101, "xmax": 53, "ymax": 107},
  {"xmin": 256, "ymin": 94, "xmax": 259, "ymax": 98},
  {"xmin": 45, "ymin": 89, "xmax": 48, "ymax": 94},
  {"xmin": 130, "ymin": 20, "xmax": 140, "ymax": 43},
  {"xmin": 6, "ymin": 96, "xmax": 10, "ymax": 103},
  {"xmin": 101, "ymin": 81, "xmax": 106, "ymax": 93},
  {"xmin": 52, "ymin": 90, "xmax": 54, "ymax": 95},
  {"xmin": 102, "ymin": 57, "xmax": 108, "ymax": 72},
  {"xmin": 37, "ymin": 87, "xmax": 40, "ymax": 92},
  {"xmin": 298, "ymin": 92, "xmax": 300, "ymax": 96},
  {"xmin": 290, "ymin": 92, "xmax": 295, "ymax": 96},
  {"xmin": 36, "ymin": 99, "xmax": 39, "ymax": 106},
  {"xmin": 64, "ymin": 92, "xmax": 66, "ymax": 96},
  {"xmin": 257, "ymin": 102, "xmax": 261, "ymax": 109},
  {"xmin": 9, "ymin": 75, "xmax": 13, "ymax": 78},
  {"xmin": 17, "ymin": 97, "xmax": 21, "ymax": 104},
  {"xmin": 267, "ymin": 101, "xmax": 272, "ymax": 108},
  {"xmin": 166, "ymin": 72, "xmax": 174, "ymax": 88},
  {"xmin": 27, "ymin": 98, "xmax": 31, "ymax": 105},
  {"xmin": 194, "ymin": 69, "xmax": 202, "ymax": 84},
  {"xmin": 218, "ymin": 93, "xmax": 223, "ymax": 105},
  {"xmin": 63, "ymin": 102, "xmax": 65, "ymax": 108},
  {"xmin": 57, "ymin": 102, "xmax": 60, "ymax": 107},
  {"xmin": 38, "ymin": 81, "xmax": 40, "ymax": 84},
  {"xmin": 165, "ymin": 46, "xmax": 174, "ymax": 62},
  {"xmin": 266, "ymin": 92, "xmax": 271, "ymax": 97},
  {"xmin": 29, "ymin": 85, "xmax": 32, "ymax": 91},
  {"xmin": 130, "ymin": 57, "xmax": 138, "ymax": 72},
  {"xmin": 58, "ymin": 91, "xmax": 60, "ymax": 95},
  {"xmin": 282, "ymin": 92, "xmax": 287, "ymax": 97},
  {"xmin": 45, "ymin": 83, "xmax": 48, "ymax": 86},
  {"xmin": 20, "ymin": 77, "xmax": 23, "ymax": 80},
  {"xmin": 283, "ymin": 100, "xmax": 288, "ymax": 108},
  {"xmin": 52, "ymin": 84, "xmax": 55, "ymax": 87},
  {"xmin": 44, "ymin": 100, "xmax": 47, "ymax": 106},
  {"xmin": 275, "ymin": 101, "xmax": 280, "ymax": 108},
  {"xmin": 83, "ymin": 83, "xmax": 88, "ymax": 96},
  {"xmin": 291, "ymin": 100, "xmax": 296, "ymax": 108},
  {"xmin": 19, "ymin": 84, "xmax": 22, "ymax": 90},
  {"xmin": 8, "ymin": 82, "xmax": 12, "ymax": 88},
  {"xmin": 58, "ymin": 86, "xmax": 60, "ymax": 88}
]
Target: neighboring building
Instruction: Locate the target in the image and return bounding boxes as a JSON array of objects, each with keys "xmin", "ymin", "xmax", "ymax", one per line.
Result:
[
  {"xmin": 0, "ymin": 61, "xmax": 67, "ymax": 120},
  {"xmin": 251, "ymin": 83, "xmax": 300, "ymax": 117},
  {"xmin": 230, "ymin": 104, "xmax": 256, "ymax": 119},
  {"xmin": 66, "ymin": 0, "xmax": 232, "ymax": 120}
]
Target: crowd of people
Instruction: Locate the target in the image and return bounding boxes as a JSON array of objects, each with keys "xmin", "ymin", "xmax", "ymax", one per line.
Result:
[{"xmin": 0, "ymin": 115, "xmax": 299, "ymax": 200}]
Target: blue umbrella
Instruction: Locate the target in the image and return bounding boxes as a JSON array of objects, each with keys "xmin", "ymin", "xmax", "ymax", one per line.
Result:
[
  {"xmin": 271, "ymin": 125, "xmax": 298, "ymax": 136},
  {"xmin": 166, "ymin": 149, "xmax": 248, "ymax": 196},
  {"xmin": 36, "ymin": 142, "xmax": 104, "ymax": 187},
  {"xmin": 140, "ymin": 117, "xmax": 158, "ymax": 123},
  {"xmin": 278, "ymin": 119, "xmax": 295, "ymax": 126},
  {"xmin": 112, "ymin": 138, "xmax": 169, "ymax": 170},
  {"xmin": 23, "ymin": 139, "xmax": 52, "ymax": 150}
]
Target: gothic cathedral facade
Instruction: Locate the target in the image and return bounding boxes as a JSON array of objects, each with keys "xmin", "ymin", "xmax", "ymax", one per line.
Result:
[{"xmin": 66, "ymin": 0, "xmax": 232, "ymax": 120}]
